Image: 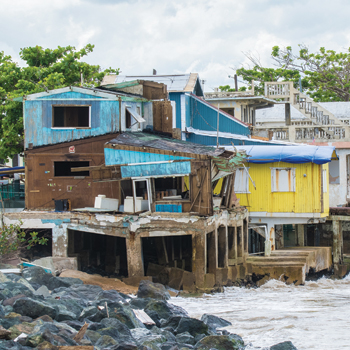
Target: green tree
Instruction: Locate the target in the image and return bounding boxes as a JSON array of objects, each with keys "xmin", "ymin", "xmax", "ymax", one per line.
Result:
[
  {"xmin": 234, "ymin": 49, "xmax": 305, "ymax": 96},
  {"xmin": 235, "ymin": 45, "xmax": 350, "ymax": 102},
  {"xmin": 271, "ymin": 45, "xmax": 350, "ymax": 102},
  {"xmin": 0, "ymin": 44, "xmax": 120, "ymax": 160},
  {"xmin": 0, "ymin": 221, "xmax": 48, "ymax": 263}
]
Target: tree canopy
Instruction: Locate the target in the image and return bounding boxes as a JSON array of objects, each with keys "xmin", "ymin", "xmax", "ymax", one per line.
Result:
[
  {"xmin": 225, "ymin": 45, "xmax": 350, "ymax": 103},
  {"xmin": 0, "ymin": 44, "xmax": 119, "ymax": 161}
]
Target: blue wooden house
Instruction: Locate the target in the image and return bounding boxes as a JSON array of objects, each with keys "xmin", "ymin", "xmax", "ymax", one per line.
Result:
[
  {"xmin": 101, "ymin": 73, "xmax": 280, "ymax": 147},
  {"xmin": 22, "ymin": 84, "xmax": 167, "ymax": 210}
]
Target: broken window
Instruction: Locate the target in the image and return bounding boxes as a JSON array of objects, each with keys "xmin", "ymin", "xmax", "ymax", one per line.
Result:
[
  {"xmin": 234, "ymin": 168, "xmax": 250, "ymax": 193},
  {"xmin": 124, "ymin": 106, "xmax": 145, "ymax": 130},
  {"xmin": 271, "ymin": 167, "xmax": 296, "ymax": 192},
  {"xmin": 329, "ymin": 160, "xmax": 340, "ymax": 184},
  {"xmin": 54, "ymin": 161, "xmax": 89, "ymax": 177},
  {"xmin": 52, "ymin": 106, "xmax": 90, "ymax": 128}
]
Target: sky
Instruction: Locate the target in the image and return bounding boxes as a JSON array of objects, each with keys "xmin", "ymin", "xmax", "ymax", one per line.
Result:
[{"xmin": 2, "ymin": 0, "xmax": 350, "ymax": 92}]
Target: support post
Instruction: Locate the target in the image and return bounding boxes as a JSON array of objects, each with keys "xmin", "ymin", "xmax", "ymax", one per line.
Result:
[
  {"xmin": 192, "ymin": 232, "xmax": 206, "ymax": 287},
  {"xmin": 52, "ymin": 225, "xmax": 68, "ymax": 257},
  {"xmin": 332, "ymin": 220, "xmax": 343, "ymax": 265},
  {"xmin": 285, "ymin": 103, "xmax": 291, "ymax": 126},
  {"xmin": 126, "ymin": 233, "xmax": 144, "ymax": 277},
  {"xmin": 296, "ymin": 224, "xmax": 305, "ymax": 246},
  {"xmin": 264, "ymin": 222, "xmax": 275, "ymax": 256}
]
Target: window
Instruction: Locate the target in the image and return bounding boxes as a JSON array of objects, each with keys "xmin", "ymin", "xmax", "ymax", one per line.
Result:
[
  {"xmin": 52, "ymin": 106, "xmax": 90, "ymax": 128},
  {"xmin": 124, "ymin": 106, "xmax": 145, "ymax": 130},
  {"xmin": 234, "ymin": 167, "xmax": 250, "ymax": 193},
  {"xmin": 54, "ymin": 161, "xmax": 89, "ymax": 177},
  {"xmin": 329, "ymin": 160, "xmax": 340, "ymax": 184},
  {"xmin": 271, "ymin": 167, "xmax": 296, "ymax": 192}
]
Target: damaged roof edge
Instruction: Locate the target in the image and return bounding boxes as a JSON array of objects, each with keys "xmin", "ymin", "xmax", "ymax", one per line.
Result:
[{"xmin": 106, "ymin": 131, "xmax": 245, "ymax": 158}]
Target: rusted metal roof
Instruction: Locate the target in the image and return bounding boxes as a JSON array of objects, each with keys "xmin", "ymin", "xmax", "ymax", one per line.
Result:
[{"xmin": 107, "ymin": 132, "xmax": 230, "ymax": 157}]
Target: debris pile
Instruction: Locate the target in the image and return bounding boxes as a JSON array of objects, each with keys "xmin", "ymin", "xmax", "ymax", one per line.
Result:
[{"xmin": 0, "ymin": 266, "xmax": 297, "ymax": 349}]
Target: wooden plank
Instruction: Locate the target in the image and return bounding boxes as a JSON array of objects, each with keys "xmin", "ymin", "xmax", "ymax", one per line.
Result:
[
  {"xmin": 73, "ymin": 322, "xmax": 89, "ymax": 343},
  {"xmin": 133, "ymin": 309, "xmax": 156, "ymax": 325}
]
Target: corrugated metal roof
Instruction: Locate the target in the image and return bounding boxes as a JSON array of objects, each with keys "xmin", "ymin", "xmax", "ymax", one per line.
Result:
[
  {"xmin": 107, "ymin": 132, "xmax": 229, "ymax": 157},
  {"xmin": 101, "ymin": 73, "xmax": 203, "ymax": 94}
]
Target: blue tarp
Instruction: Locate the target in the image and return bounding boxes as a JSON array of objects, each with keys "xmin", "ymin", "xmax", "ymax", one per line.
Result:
[{"xmin": 233, "ymin": 145, "xmax": 337, "ymax": 164}]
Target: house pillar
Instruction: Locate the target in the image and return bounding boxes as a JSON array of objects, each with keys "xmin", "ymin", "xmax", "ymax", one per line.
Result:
[
  {"xmin": 285, "ymin": 103, "xmax": 291, "ymax": 126},
  {"xmin": 264, "ymin": 221, "xmax": 275, "ymax": 256},
  {"xmin": 126, "ymin": 234, "xmax": 144, "ymax": 277},
  {"xmin": 52, "ymin": 224, "xmax": 68, "ymax": 258},
  {"xmin": 332, "ymin": 220, "xmax": 343, "ymax": 265},
  {"xmin": 296, "ymin": 224, "xmax": 305, "ymax": 246},
  {"xmin": 192, "ymin": 231, "xmax": 206, "ymax": 287}
]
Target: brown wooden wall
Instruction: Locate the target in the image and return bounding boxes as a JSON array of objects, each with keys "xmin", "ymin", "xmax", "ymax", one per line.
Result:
[{"xmin": 25, "ymin": 134, "xmax": 120, "ymax": 210}]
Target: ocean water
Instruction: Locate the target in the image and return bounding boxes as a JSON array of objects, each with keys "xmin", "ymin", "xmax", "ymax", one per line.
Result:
[{"xmin": 171, "ymin": 276, "xmax": 350, "ymax": 350}]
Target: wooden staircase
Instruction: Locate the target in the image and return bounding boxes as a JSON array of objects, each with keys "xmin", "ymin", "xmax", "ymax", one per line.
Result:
[{"xmin": 246, "ymin": 247, "xmax": 332, "ymax": 285}]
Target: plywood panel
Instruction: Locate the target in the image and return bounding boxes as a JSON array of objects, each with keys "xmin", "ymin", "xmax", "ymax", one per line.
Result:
[{"xmin": 25, "ymin": 134, "xmax": 120, "ymax": 210}]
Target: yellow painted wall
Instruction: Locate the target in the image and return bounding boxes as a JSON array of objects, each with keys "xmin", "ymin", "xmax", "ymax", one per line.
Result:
[{"xmin": 236, "ymin": 162, "xmax": 329, "ymax": 216}]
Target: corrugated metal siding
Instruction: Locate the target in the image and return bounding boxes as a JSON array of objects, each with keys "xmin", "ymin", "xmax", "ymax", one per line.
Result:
[
  {"xmin": 189, "ymin": 95, "xmax": 249, "ymax": 136},
  {"xmin": 169, "ymin": 92, "xmax": 182, "ymax": 129},
  {"xmin": 104, "ymin": 149, "xmax": 192, "ymax": 166},
  {"xmin": 120, "ymin": 161, "xmax": 191, "ymax": 178},
  {"xmin": 236, "ymin": 161, "xmax": 326, "ymax": 214},
  {"xmin": 37, "ymin": 91, "xmax": 104, "ymax": 99},
  {"xmin": 25, "ymin": 98, "xmax": 120, "ymax": 148},
  {"xmin": 323, "ymin": 163, "xmax": 329, "ymax": 215}
]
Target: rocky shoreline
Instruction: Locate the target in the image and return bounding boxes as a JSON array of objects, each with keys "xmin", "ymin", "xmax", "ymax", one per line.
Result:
[{"xmin": 0, "ymin": 266, "xmax": 297, "ymax": 349}]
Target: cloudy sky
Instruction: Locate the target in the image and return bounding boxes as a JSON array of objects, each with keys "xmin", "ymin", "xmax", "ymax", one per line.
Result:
[{"xmin": 2, "ymin": 0, "xmax": 350, "ymax": 91}]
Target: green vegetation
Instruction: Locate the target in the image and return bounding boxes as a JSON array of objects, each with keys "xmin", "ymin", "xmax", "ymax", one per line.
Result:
[
  {"xmin": 0, "ymin": 221, "xmax": 48, "ymax": 263},
  {"xmin": 228, "ymin": 45, "xmax": 350, "ymax": 102}
]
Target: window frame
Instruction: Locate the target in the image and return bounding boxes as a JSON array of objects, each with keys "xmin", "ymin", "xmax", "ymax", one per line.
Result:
[
  {"xmin": 51, "ymin": 105, "xmax": 91, "ymax": 129},
  {"xmin": 53, "ymin": 161, "xmax": 90, "ymax": 178},
  {"xmin": 270, "ymin": 167, "xmax": 296, "ymax": 193},
  {"xmin": 234, "ymin": 167, "xmax": 250, "ymax": 194}
]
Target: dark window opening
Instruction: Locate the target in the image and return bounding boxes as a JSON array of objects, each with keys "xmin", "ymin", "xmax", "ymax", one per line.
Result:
[
  {"xmin": 206, "ymin": 231, "xmax": 216, "ymax": 273},
  {"xmin": 53, "ymin": 106, "xmax": 90, "ymax": 128},
  {"xmin": 126, "ymin": 109, "xmax": 132, "ymax": 129},
  {"xmin": 155, "ymin": 177, "xmax": 184, "ymax": 199},
  {"xmin": 218, "ymin": 226, "xmax": 226, "ymax": 268},
  {"xmin": 143, "ymin": 235, "xmax": 192, "ymax": 283},
  {"xmin": 237, "ymin": 226, "xmax": 243, "ymax": 257},
  {"xmin": 244, "ymin": 219, "xmax": 248, "ymax": 252},
  {"xmin": 68, "ymin": 229, "xmax": 128, "ymax": 277},
  {"xmin": 248, "ymin": 228, "xmax": 265, "ymax": 254},
  {"xmin": 54, "ymin": 161, "xmax": 89, "ymax": 177},
  {"xmin": 228, "ymin": 226, "xmax": 236, "ymax": 260}
]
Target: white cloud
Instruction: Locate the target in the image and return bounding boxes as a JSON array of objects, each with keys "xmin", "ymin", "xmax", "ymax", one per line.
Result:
[{"xmin": 2, "ymin": 0, "xmax": 350, "ymax": 90}]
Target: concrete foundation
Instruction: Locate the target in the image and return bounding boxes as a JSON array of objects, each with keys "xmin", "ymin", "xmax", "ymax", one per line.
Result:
[{"xmin": 3, "ymin": 208, "xmax": 249, "ymax": 290}]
